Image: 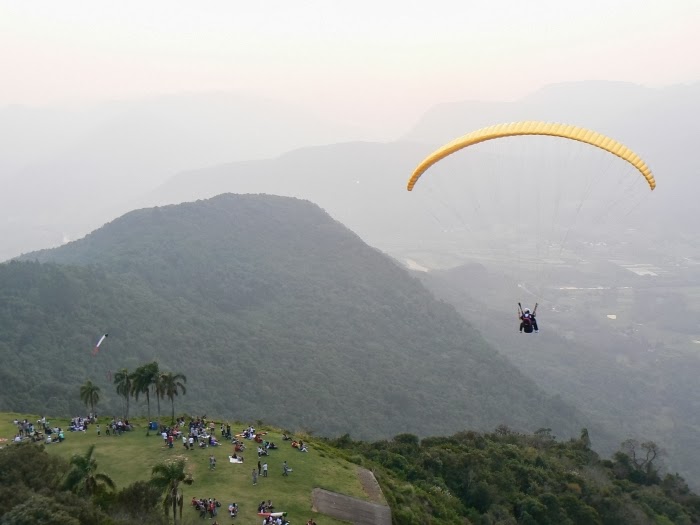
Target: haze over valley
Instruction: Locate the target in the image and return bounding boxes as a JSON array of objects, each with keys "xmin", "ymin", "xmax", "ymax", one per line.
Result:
[{"xmin": 2, "ymin": 3, "xmax": 700, "ymax": 522}]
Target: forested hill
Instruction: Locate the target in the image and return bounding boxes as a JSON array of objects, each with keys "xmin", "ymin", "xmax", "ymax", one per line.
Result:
[{"xmin": 11, "ymin": 194, "xmax": 594, "ymax": 442}]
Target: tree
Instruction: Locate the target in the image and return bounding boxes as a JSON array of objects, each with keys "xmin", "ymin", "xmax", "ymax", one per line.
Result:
[
  {"xmin": 62, "ymin": 444, "xmax": 115, "ymax": 496},
  {"xmin": 150, "ymin": 459, "xmax": 193, "ymax": 525},
  {"xmin": 495, "ymin": 424, "xmax": 513, "ymax": 436},
  {"xmin": 0, "ymin": 495, "xmax": 81, "ymax": 525},
  {"xmin": 111, "ymin": 480, "xmax": 167, "ymax": 524},
  {"xmin": 132, "ymin": 362, "xmax": 159, "ymax": 422},
  {"xmin": 160, "ymin": 371, "xmax": 187, "ymax": 423},
  {"xmin": 154, "ymin": 371, "xmax": 164, "ymax": 423},
  {"xmin": 580, "ymin": 428, "xmax": 591, "ymax": 449},
  {"xmin": 113, "ymin": 368, "xmax": 133, "ymax": 419},
  {"xmin": 618, "ymin": 439, "xmax": 664, "ymax": 485},
  {"xmin": 79, "ymin": 380, "xmax": 100, "ymax": 415},
  {"xmin": 621, "ymin": 439, "xmax": 662, "ymax": 471}
]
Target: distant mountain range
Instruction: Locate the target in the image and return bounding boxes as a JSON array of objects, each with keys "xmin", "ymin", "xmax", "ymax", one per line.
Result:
[
  {"xmin": 0, "ymin": 92, "xmax": 370, "ymax": 260},
  {"xmin": 3, "ymin": 80, "xmax": 697, "ymax": 262},
  {"xmin": 147, "ymin": 81, "xmax": 699, "ymax": 261}
]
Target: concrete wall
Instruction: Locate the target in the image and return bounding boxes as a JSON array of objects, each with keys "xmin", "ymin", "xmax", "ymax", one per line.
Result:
[{"xmin": 311, "ymin": 488, "xmax": 391, "ymax": 525}]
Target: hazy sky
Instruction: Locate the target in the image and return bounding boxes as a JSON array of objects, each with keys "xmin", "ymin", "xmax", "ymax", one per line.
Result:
[{"xmin": 1, "ymin": 0, "xmax": 698, "ymax": 133}]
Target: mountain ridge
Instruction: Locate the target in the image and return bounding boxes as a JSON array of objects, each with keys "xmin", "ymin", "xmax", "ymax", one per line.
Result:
[{"xmin": 9, "ymin": 193, "xmax": 604, "ymax": 445}]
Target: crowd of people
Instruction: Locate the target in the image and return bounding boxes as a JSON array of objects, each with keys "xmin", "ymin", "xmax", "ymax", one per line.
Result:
[
  {"xmin": 158, "ymin": 416, "xmax": 223, "ymax": 450},
  {"xmin": 11, "ymin": 414, "xmax": 315, "ymax": 523},
  {"xmin": 175, "ymin": 421, "xmax": 307, "ymax": 520},
  {"xmin": 13, "ymin": 418, "xmax": 46, "ymax": 441},
  {"xmin": 102, "ymin": 417, "xmax": 132, "ymax": 435},
  {"xmin": 10, "ymin": 413, "xmax": 138, "ymax": 446},
  {"xmin": 68, "ymin": 415, "xmax": 91, "ymax": 432},
  {"xmin": 12, "ymin": 416, "xmax": 65, "ymax": 444},
  {"xmin": 191, "ymin": 497, "xmax": 222, "ymax": 519}
]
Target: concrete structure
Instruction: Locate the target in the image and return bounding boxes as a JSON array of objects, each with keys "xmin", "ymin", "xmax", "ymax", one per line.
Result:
[{"xmin": 311, "ymin": 488, "xmax": 391, "ymax": 525}]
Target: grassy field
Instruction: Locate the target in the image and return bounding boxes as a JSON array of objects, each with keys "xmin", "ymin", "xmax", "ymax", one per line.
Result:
[{"xmin": 1, "ymin": 412, "xmax": 373, "ymax": 524}]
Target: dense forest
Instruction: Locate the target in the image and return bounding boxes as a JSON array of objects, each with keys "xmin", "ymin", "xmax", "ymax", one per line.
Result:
[
  {"xmin": 3, "ymin": 194, "xmax": 599, "ymax": 443},
  {"xmin": 330, "ymin": 428, "xmax": 700, "ymax": 524}
]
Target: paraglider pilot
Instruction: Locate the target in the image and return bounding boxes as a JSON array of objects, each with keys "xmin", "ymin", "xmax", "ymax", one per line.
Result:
[{"xmin": 519, "ymin": 303, "xmax": 539, "ymax": 333}]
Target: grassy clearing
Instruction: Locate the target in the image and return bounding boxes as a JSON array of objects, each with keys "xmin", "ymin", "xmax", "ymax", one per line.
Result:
[{"xmin": 1, "ymin": 413, "xmax": 366, "ymax": 524}]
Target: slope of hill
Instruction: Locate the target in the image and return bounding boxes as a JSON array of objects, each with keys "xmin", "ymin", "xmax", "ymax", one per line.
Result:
[
  {"xmin": 144, "ymin": 140, "xmax": 436, "ymax": 252},
  {"xmin": 8, "ymin": 194, "xmax": 595, "ymax": 443}
]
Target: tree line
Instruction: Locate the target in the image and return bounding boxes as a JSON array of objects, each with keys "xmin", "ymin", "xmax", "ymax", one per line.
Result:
[
  {"xmin": 328, "ymin": 426, "xmax": 700, "ymax": 524},
  {"xmin": 79, "ymin": 361, "xmax": 186, "ymax": 423}
]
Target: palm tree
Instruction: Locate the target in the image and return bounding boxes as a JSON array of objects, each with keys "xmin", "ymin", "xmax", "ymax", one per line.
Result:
[
  {"xmin": 63, "ymin": 444, "xmax": 115, "ymax": 496},
  {"xmin": 150, "ymin": 458, "xmax": 193, "ymax": 524},
  {"xmin": 160, "ymin": 372, "xmax": 187, "ymax": 423},
  {"xmin": 132, "ymin": 362, "xmax": 159, "ymax": 422},
  {"xmin": 113, "ymin": 368, "xmax": 133, "ymax": 419},
  {"xmin": 154, "ymin": 371, "xmax": 165, "ymax": 423},
  {"xmin": 79, "ymin": 380, "xmax": 101, "ymax": 415}
]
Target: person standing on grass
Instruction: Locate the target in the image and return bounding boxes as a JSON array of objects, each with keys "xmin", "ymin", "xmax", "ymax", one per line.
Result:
[{"xmin": 252, "ymin": 469, "xmax": 258, "ymax": 485}]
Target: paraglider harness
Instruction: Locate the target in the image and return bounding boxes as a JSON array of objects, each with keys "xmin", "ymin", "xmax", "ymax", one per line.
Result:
[{"xmin": 518, "ymin": 302, "xmax": 538, "ymax": 333}]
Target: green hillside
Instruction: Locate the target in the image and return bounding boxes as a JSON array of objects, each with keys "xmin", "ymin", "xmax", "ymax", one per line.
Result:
[
  {"xmin": 0, "ymin": 412, "xmax": 368, "ymax": 524},
  {"xmin": 3, "ymin": 411, "xmax": 700, "ymax": 525},
  {"xmin": 5, "ymin": 194, "xmax": 596, "ymax": 442}
]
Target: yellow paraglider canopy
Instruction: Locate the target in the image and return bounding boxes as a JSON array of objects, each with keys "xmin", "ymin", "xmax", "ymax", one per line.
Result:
[{"xmin": 407, "ymin": 121, "xmax": 655, "ymax": 191}]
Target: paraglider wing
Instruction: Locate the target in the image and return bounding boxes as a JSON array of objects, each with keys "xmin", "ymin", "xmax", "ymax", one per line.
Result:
[
  {"xmin": 406, "ymin": 121, "xmax": 656, "ymax": 191},
  {"xmin": 92, "ymin": 333, "xmax": 108, "ymax": 356}
]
